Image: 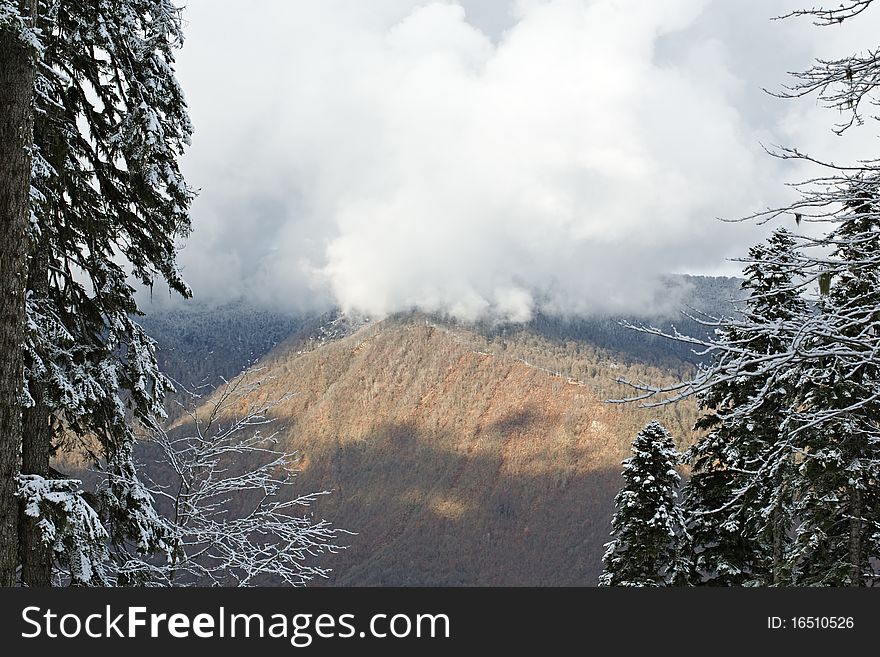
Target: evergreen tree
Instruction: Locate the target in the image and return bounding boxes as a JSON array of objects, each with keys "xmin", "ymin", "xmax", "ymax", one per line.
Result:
[
  {"xmin": 0, "ymin": 0, "xmax": 195, "ymax": 585},
  {"xmin": 0, "ymin": 0, "xmax": 38, "ymax": 585},
  {"xmin": 622, "ymin": 216, "xmax": 880, "ymax": 586},
  {"xmin": 21, "ymin": 0, "xmax": 194, "ymax": 585},
  {"xmin": 785, "ymin": 185, "xmax": 880, "ymax": 586},
  {"xmin": 683, "ymin": 229, "xmax": 805, "ymax": 586},
  {"xmin": 749, "ymin": 1, "xmax": 880, "ymax": 584},
  {"xmin": 600, "ymin": 421, "xmax": 688, "ymax": 587}
]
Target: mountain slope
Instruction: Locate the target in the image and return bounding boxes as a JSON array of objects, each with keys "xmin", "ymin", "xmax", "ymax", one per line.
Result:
[{"xmin": 204, "ymin": 315, "xmax": 698, "ymax": 586}]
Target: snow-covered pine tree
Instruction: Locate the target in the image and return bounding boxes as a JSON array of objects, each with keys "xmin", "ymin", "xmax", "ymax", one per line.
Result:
[
  {"xmin": 0, "ymin": 0, "xmax": 39, "ymax": 586},
  {"xmin": 682, "ymin": 229, "xmax": 805, "ymax": 586},
  {"xmin": 783, "ymin": 184, "xmax": 880, "ymax": 586},
  {"xmin": 18, "ymin": 0, "xmax": 194, "ymax": 585},
  {"xmin": 599, "ymin": 421, "xmax": 689, "ymax": 587},
  {"xmin": 734, "ymin": 1, "xmax": 880, "ymax": 586},
  {"xmin": 618, "ymin": 219, "xmax": 880, "ymax": 587}
]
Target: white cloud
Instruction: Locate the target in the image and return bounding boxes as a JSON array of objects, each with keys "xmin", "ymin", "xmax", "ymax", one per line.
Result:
[{"xmin": 161, "ymin": 0, "xmax": 879, "ymax": 320}]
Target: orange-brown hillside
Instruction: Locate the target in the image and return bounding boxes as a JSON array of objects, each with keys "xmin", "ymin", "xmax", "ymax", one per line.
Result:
[{"xmin": 201, "ymin": 315, "xmax": 698, "ymax": 586}]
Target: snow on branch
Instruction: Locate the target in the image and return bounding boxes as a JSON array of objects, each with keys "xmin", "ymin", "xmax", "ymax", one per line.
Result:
[
  {"xmin": 137, "ymin": 371, "xmax": 349, "ymax": 586},
  {"xmin": 17, "ymin": 475, "xmax": 109, "ymax": 586},
  {"xmin": 0, "ymin": 0, "xmax": 44, "ymax": 53}
]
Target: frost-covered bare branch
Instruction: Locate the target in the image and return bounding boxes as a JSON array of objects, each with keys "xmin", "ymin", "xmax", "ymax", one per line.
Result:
[{"xmin": 133, "ymin": 372, "xmax": 349, "ymax": 587}]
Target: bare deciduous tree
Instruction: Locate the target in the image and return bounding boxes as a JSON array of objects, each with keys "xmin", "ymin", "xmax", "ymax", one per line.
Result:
[{"xmin": 130, "ymin": 372, "xmax": 348, "ymax": 587}]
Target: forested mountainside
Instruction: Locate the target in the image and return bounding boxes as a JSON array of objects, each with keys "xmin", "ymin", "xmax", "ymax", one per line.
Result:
[
  {"xmin": 167, "ymin": 314, "xmax": 699, "ymax": 585},
  {"xmin": 135, "ymin": 276, "xmax": 738, "ymax": 585}
]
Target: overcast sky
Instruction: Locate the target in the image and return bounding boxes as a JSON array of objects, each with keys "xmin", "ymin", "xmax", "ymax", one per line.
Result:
[{"xmin": 153, "ymin": 0, "xmax": 878, "ymax": 320}]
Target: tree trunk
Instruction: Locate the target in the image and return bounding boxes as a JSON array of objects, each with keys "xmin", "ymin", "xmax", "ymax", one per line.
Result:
[
  {"xmin": 0, "ymin": 0, "xmax": 37, "ymax": 587},
  {"xmin": 848, "ymin": 485, "xmax": 863, "ymax": 586},
  {"xmin": 770, "ymin": 454, "xmax": 791, "ymax": 586},
  {"xmin": 19, "ymin": 387, "xmax": 51, "ymax": 586},
  {"xmin": 19, "ymin": 243, "xmax": 52, "ymax": 587}
]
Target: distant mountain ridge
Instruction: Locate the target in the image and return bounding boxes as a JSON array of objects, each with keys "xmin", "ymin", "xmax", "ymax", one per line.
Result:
[{"xmin": 142, "ymin": 275, "xmax": 742, "ymax": 390}]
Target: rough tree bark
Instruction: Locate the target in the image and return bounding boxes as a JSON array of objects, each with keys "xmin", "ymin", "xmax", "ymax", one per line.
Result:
[
  {"xmin": 770, "ymin": 455, "xmax": 788, "ymax": 586},
  {"xmin": 771, "ymin": 508, "xmax": 784, "ymax": 585},
  {"xmin": 19, "ymin": 244, "xmax": 51, "ymax": 587},
  {"xmin": 849, "ymin": 486, "xmax": 863, "ymax": 587},
  {"xmin": 0, "ymin": 0, "xmax": 37, "ymax": 586}
]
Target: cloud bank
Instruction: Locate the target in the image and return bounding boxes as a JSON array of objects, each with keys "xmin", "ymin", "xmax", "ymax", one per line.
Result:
[{"xmin": 163, "ymin": 0, "xmax": 877, "ymax": 321}]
